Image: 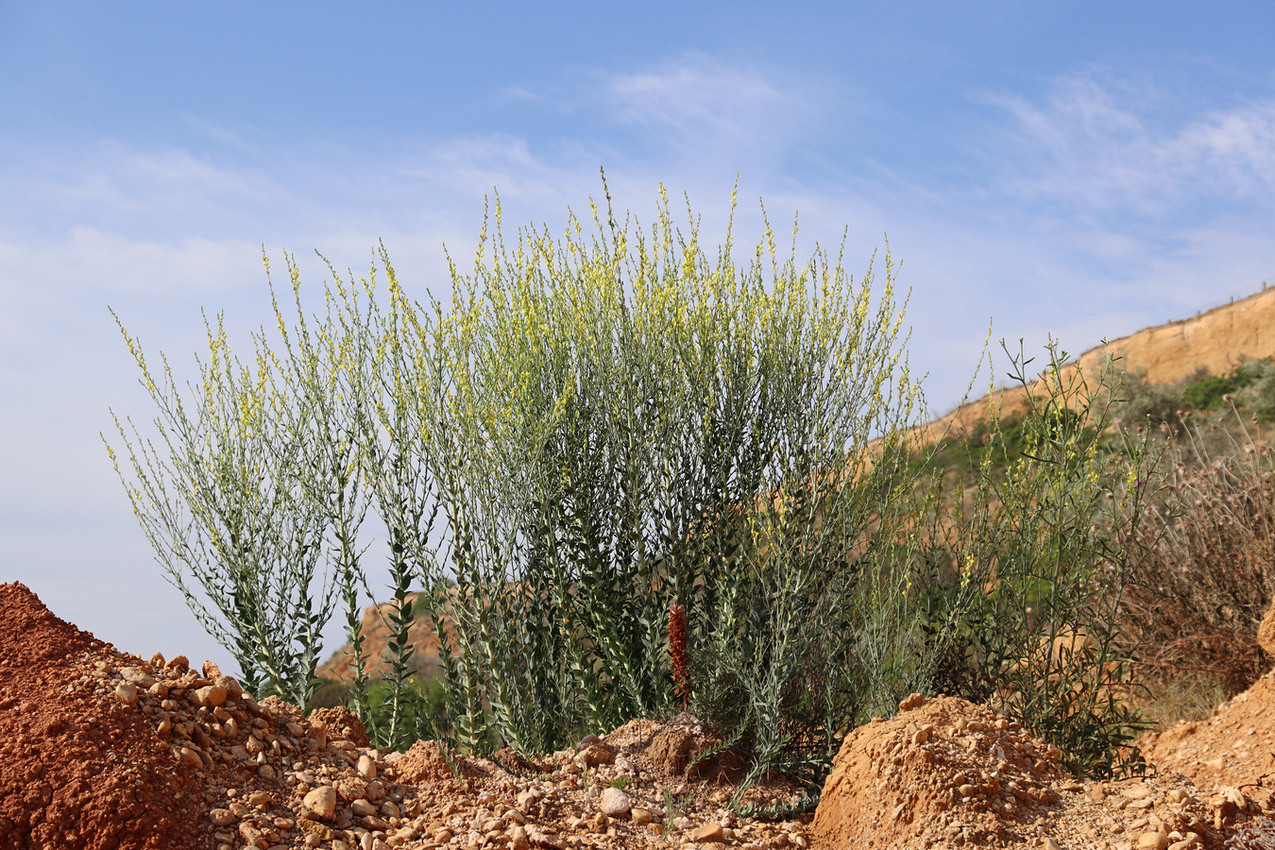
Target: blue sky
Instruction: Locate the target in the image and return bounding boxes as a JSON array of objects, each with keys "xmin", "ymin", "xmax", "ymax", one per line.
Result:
[{"xmin": 3, "ymin": 2, "xmax": 1274, "ymax": 676}]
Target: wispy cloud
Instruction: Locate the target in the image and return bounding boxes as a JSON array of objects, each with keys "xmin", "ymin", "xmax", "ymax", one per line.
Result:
[
  {"xmin": 985, "ymin": 74, "xmax": 1275, "ymax": 216},
  {"xmin": 603, "ymin": 54, "xmax": 817, "ymax": 165}
]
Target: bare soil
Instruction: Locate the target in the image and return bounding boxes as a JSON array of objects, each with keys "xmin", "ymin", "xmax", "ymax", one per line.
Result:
[{"xmin": 8, "ymin": 581, "xmax": 1275, "ymax": 850}]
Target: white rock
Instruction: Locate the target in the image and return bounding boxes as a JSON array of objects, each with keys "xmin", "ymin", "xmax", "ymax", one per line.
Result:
[{"xmin": 599, "ymin": 787, "xmax": 631, "ymax": 817}]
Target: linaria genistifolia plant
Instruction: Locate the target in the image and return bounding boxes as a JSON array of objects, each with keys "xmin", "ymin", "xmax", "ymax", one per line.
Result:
[
  {"xmin": 261, "ymin": 251, "xmax": 376, "ymax": 722},
  {"xmin": 918, "ymin": 340, "xmax": 1165, "ymax": 778},
  {"xmin": 106, "ymin": 308, "xmax": 335, "ymax": 707},
  {"xmin": 417, "ymin": 177, "xmax": 946, "ymax": 793},
  {"xmin": 120, "ymin": 179, "xmax": 1177, "ymax": 796},
  {"xmin": 356, "ymin": 247, "xmax": 445, "ymax": 751}
]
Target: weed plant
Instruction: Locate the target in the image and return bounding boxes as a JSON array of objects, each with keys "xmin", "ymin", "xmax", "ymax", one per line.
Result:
[
  {"xmin": 917, "ymin": 342, "xmax": 1164, "ymax": 777},
  {"xmin": 106, "ymin": 309, "xmax": 336, "ymax": 706}
]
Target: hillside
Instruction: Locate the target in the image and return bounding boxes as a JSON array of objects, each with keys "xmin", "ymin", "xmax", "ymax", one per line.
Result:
[{"xmin": 917, "ymin": 285, "xmax": 1275, "ymax": 444}]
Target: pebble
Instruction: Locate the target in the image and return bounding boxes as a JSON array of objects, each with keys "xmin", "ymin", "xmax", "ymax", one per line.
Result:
[
  {"xmin": 302, "ymin": 786, "xmax": 337, "ymax": 821},
  {"xmin": 1137, "ymin": 832, "xmax": 1169, "ymax": 850},
  {"xmin": 600, "ymin": 787, "xmax": 631, "ymax": 817},
  {"xmin": 690, "ymin": 823, "xmax": 726, "ymax": 843},
  {"xmin": 194, "ymin": 685, "xmax": 228, "ymax": 708},
  {"xmin": 178, "ymin": 746, "xmax": 203, "ymax": 771},
  {"xmin": 114, "ymin": 682, "xmax": 138, "ymax": 704},
  {"xmin": 119, "ymin": 667, "xmax": 156, "ymax": 687},
  {"xmin": 357, "ymin": 754, "xmax": 378, "ymax": 780}
]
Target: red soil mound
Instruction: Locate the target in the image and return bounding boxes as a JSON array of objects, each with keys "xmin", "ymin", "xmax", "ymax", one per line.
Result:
[{"xmin": 0, "ymin": 581, "xmax": 202, "ymax": 849}]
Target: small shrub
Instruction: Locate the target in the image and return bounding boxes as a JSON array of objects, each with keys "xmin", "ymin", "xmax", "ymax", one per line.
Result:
[
  {"xmin": 917, "ymin": 341, "xmax": 1164, "ymax": 778},
  {"xmin": 1123, "ymin": 408, "xmax": 1275, "ymax": 697},
  {"xmin": 1113, "ymin": 368, "xmax": 1183, "ymax": 428}
]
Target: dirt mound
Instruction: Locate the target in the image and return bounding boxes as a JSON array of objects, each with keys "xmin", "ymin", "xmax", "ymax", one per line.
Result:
[
  {"xmin": 0, "ymin": 582, "xmax": 202, "ymax": 849},
  {"xmin": 1140, "ymin": 669, "xmax": 1275, "ymax": 811},
  {"xmin": 1, "ymin": 584, "xmax": 811, "ymax": 850},
  {"xmin": 17, "ymin": 578, "xmax": 1275, "ymax": 849},
  {"xmin": 812, "ymin": 694, "xmax": 1230, "ymax": 850}
]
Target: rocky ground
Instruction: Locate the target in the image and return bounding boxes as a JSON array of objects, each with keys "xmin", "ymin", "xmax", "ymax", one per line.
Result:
[{"xmin": 5, "ymin": 580, "xmax": 1275, "ymax": 850}]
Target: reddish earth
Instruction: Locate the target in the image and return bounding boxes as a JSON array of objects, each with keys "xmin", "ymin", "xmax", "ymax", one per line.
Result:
[{"xmin": 8, "ymin": 580, "xmax": 1275, "ymax": 850}]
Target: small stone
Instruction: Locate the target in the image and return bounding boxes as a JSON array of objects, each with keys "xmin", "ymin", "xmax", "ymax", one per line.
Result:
[
  {"xmin": 631, "ymin": 808, "xmax": 654, "ymax": 825},
  {"xmin": 1221, "ymin": 786, "xmax": 1247, "ymax": 809},
  {"xmin": 350, "ymin": 798, "xmax": 377, "ymax": 817},
  {"xmin": 527, "ymin": 827, "xmax": 566, "ymax": 849},
  {"xmin": 302, "ymin": 786, "xmax": 338, "ymax": 821},
  {"xmin": 357, "ymin": 754, "xmax": 378, "ymax": 779},
  {"xmin": 214, "ymin": 674, "xmax": 243, "ymax": 698},
  {"xmin": 166, "ymin": 654, "xmax": 189, "ymax": 671},
  {"xmin": 898, "ymin": 693, "xmax": 926, "ymax": 712},
  {"xmin": 178, "ymin": 746, "xmax": 203, "ymax": 771},
  {"xmin": 577, "ymin": 742, "xmax": 616, "ymax": 767},
  {"xmin": 690, "ymin": 823, "xmax": 726, "ymax": 843},
  {"xmin": 510, "ymin": 825, "xmax": 530, "ymax": 850},
  {"xmin": 115, "ymin": 682, "xmax": 138, "ymax": 704},
  {"xmin": 120, "ymin": 667, "xmax": 156, "ymax": 687},
  {"xmin": 209, "ymin": 808, "xmax": 236, "ymax": 827},
  {"xmin": 238, "ymin": 822, "xmax": 265, "ymax": 847},
  {"xmin": 433, "ymin": 828, "xmax": 454, "ymax": 844},
  {"xmin": 297, "ymin": 819, "xmax": 334, "ymax": 841},
  {"xmin": 958, "ymin": 784, "xmax": 978, "ymax": 797},
  {"xmin": 195, "ymin": 685, "xmax": 228, "ymax": 707},
  {"xmin": 1137, "ymin": 833, "xmax": 1169, "ymax": 850},
  {"xmin": 1043, "ymin": 839, "xmax": 1061, "ymax": 850},
  {"xmin": 600, "ymin": 787, "xmax": 631, "ymax": 817},
  {"xmin": 248, "ymin": 790, "xmax": 272, "ymax": 809}
]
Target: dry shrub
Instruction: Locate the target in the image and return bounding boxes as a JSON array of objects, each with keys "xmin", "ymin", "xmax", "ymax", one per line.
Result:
[{"xmin": 1124, "ymin": 408, "xmax": 1275, "ymax": 698}]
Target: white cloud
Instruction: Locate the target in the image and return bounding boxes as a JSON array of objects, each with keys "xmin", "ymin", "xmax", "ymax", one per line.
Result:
[
  {"xmin": 603, "ymin": 54, "xmax": 818, "ymax": 168},
  {"xmin": 985, "ymin": 74, "xmax": 1275, "ymax": 215}
]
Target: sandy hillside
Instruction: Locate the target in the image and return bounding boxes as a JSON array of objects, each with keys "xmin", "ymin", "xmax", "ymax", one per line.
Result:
[{"xmin": 916, "ymin": 285, "xmax": 1275, "ymax": 445}]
